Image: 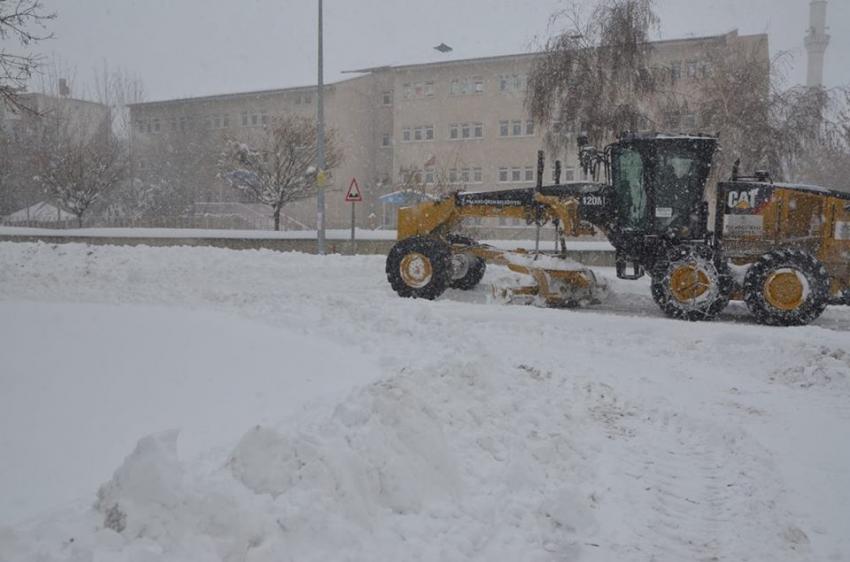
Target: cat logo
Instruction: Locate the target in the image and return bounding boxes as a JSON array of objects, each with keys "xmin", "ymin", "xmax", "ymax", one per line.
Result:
[{"xmin": 727, "ymin": 188, "xmax": 761, "ymax": 210}]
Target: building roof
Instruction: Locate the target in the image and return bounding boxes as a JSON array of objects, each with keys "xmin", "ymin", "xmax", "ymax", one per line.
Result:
[
  {"xmin": 130, "ymin": 30, "xmax": 763, "ymax": 109},
  {"xmin": 128, "ymin": 84, "xmax": 329, "ymax": 109}
]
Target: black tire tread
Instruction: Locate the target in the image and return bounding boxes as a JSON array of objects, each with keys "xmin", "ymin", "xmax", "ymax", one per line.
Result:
[
  {"xmin": 650, "ymin": 245, "xmax": 732, "ymax": 322},
  {"xmin": 742, "ymin": 249, "xmax": 829, "ymax": 326},
  {"xmin": 449, "ymin": 255, "xmax": 487, "ymax": 290},
  {"xmin": 386, "ymin": 236, "xmax": 452, "ymax": 300}
]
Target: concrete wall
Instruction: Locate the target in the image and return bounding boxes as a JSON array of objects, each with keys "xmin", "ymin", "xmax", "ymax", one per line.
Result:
[{"xmin": 0, "ymin": 233, "xmax": 616, "ymax": 265}]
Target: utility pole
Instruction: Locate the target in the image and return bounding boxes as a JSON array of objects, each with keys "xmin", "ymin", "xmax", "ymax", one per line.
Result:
[{"xmin": 316, "ymin": 0, "xmax": 326, "ymax": 254}]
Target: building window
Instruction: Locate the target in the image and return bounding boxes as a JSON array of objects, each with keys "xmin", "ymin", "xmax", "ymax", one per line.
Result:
[
  {"xmin": 512, "ymin": 120, "xmax": 522, "ymax": 136},
  {"xmin": 382, "ymin": 133, "xmax": 391, "ymax": 147},
  {"xmin": 473, "ymin": 168, "xmax": 482, "ymax": 183},
  {"xmin": 526, "ymin": 120, "xmax": 535, "ymax": 135},
  {"xmin": 403, "ymin": 82, "xmax": 433, "ymax": 100},
  {"xmin": 382, "ymin": 90, "xmax": 392, "ymax": 105},
  {"xmin": 670, "ymin": 61, "xmax": 682, "ymax": 82},
  {"xmin": 450, "ymin": 76, "xmax": 484, "ymax": 96},
  {"xmin": 525, "ymin": 167, "xmax": 534, "ymax": 182},
  {"xmin": 403, "ymin": 125, "xmax": 434, "ymax": 142},
  {"xmin": 499, "ymin": 120, "xmax": 509, "ymax": 136},
  {"xmin": 450, "ymin": 122, "xmax": 483, "ymax": 140},
  {"xmin": 425, "ymin": 168, "xmax": 435, "ymax": 184},
  {"xmin": 223, "ymin": 115, "xmax": 230, "ymax": 128},
  {"xmin": 242, "ymin": 111, "xmax": 249, "ymax": 126},
  {"xmin": 152, "ymin": 118, "xmax": 160, "ymax": 133},
  {"xmin": 498, "ymin": 168, "xmax": 509, "ymax": 182},
  {"xmin": 564, "ymin": 168, "xmax": 575, "ymax": 181},
  {"xmin": 499, "ymin": 73, "xmax": 527, "ymax": 93},
  {"xmin": 687, "ymin": 60, "xmax": 698, "ymax": 79},
  {"xmin": 511, "ymin": 168, "xmax": 521, "ymax": 182},
  {"xmin": 449, "ymin": 169, "xmax": 458, "ymax": 183},
  {"xmin": 683, "ymin": 113, "xmax": 697, "ymax": 129},
  {"xmin": 261, "ymin": 111, "xmax": 269, "ymax": 125}
]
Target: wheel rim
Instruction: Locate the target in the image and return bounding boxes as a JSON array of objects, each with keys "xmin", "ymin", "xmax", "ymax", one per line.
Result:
[
  {"xmin": 764, "ymin": 269, "xmax": 806, "ymax": 311},
  {"xmin": 399, "ymin": 252, "xmax": 433, "ymax": 288},
  {"xmin": 451, "ymin": 253, "xmax": 471, "ymax": 280},
  {"xmin": 669, "ymin": 263, "xmax": 710, "ymax": 303}
]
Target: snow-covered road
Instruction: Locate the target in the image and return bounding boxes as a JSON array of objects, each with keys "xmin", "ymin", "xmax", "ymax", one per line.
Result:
[{"xmin": 1, "ymin": 241, "xmax": 848, "ymax": 561}]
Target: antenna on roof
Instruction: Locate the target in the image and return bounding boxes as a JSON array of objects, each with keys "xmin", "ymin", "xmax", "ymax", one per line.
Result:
[{"xmin": 434, "ymin": 43, "xmax": 453, "ymax": 53}]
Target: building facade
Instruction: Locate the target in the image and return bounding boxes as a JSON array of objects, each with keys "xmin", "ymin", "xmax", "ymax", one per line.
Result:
[{"xmin": 128, "ymin": 30, "xmax": 768, "ymax": 230}]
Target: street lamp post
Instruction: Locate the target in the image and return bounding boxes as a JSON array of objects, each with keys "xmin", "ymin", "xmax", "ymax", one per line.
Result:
[{"xmin": 316, "ymin": 0, "xmax": 326, "ymax": 254}]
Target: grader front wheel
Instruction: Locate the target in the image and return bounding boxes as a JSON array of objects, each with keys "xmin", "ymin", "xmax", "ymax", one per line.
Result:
[{"xmin": 386, "ymin": 237, "xmax": 452, "ymax": 300}]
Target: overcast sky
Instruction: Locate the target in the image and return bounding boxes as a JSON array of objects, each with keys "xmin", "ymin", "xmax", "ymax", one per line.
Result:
[{"xmin": 16, "ymin": 0, "xmax": 850, "ymax": 101}]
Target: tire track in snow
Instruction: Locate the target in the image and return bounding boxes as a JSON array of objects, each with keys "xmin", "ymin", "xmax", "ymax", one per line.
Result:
[{"xmin": 575, "ymin": 381, "xmax": 798, "ymax": 561}]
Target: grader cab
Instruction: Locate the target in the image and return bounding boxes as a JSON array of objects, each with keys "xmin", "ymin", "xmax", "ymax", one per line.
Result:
[{"xmin": 385, "ymin": 132, "xmax": 850, "ymax": 326}]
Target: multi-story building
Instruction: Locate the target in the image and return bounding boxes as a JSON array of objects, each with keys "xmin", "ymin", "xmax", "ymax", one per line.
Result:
[{"xmin": 128, "ymin": 30, "xmax": 768, "ymax": 230}]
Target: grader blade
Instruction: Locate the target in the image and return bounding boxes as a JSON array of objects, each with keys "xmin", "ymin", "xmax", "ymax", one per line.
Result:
[{"xmin": 469, "ymin": 245, "xmax": 608, "ymax": 308}]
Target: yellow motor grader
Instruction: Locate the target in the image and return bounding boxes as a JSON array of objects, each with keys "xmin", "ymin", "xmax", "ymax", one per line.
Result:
[{"xmin": 386, "ymin": 132, "xmax": 850, "ymax": 325}]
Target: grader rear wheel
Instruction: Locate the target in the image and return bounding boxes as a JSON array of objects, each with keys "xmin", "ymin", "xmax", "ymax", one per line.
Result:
[
  {"xmin": 651, "ymin": 245, "xmax": 732, "ymax": 321},
  {"xmin": 743, "ymin": 249, "xmax": 829, "ymax": 326}
]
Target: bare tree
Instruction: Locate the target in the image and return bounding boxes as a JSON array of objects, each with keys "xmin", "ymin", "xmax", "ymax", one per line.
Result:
[
  {"xmin": 218, "ymin": 115, "xmax": 342, "ymax": 230},
  {"xmin": 528, "ymin": 0, "xmax": 658, "ymax": 147},
  {"xmin": 35, "ymin": 130, "xmax": 127, "ymax": 227},
  {"xmin": 92, "ymin": 62, "xmax": 145, "ymax": 138},
  {"xmin": 679, "ymin": 39, "xmax": 850, "ymax": 187},
  {"xmin": 109, "ymin": 134, "xmax": 206, "ymax": 220},
  {"xmin": 0, "ymin": 0, "xmax": 55, "ymax": 111}
]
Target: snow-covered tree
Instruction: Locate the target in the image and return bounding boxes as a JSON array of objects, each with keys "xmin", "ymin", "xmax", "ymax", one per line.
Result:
[
  {"xmin": 0, "ymin": 0, "xmax": 54, "ymax": 111},
  {"xmin": 218, "ymin": 115, "xmax": 342, "ymax": 230},
  {"xmin": 670, "ymin": 39, "xmax": 850, "ymax": 186},
  {"xmin": 527, "ymin": 0, "xmax": 658, "ymax": 147},
  {"xmin": 35, "ymin": 131, "xmax": 127, "ymax": 227}
]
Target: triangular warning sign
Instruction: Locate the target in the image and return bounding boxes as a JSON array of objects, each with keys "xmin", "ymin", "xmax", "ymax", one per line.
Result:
[{"xmin": 345, "ymin": 178, "xmax": 362, "ymax": 202}]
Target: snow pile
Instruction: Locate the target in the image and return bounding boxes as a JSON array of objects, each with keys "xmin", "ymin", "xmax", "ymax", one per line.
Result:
[{"xmin": 5, "ymin": 359, "xmax": 604, "ymax": 562}]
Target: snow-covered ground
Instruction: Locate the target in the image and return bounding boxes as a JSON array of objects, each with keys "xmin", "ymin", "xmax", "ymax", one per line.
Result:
[{"xmin": 0, "ymin": 241, "xmax": 848, "ymax": 561}]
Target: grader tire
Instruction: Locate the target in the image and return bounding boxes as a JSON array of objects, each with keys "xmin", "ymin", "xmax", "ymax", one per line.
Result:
[
  {"xmin": 743, "ymin": 249, "xmax": 829, "ymax": 326},
  {"xmin": 449, "ymin": 254, "xmax": 487, "ymax": 290},
  {"xmin": 650, "ymin": 245, "xmax": 732, "ymax": 321},
  {"xmin": 386, "ymin": 236, "xmax": 452, "ymax": 300}
]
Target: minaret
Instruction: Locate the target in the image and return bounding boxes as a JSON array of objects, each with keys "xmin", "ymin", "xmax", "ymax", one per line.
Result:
[{"xmin": 804, "ymin": 0, "xmax": 830, "ymax": 87}]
